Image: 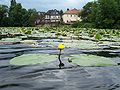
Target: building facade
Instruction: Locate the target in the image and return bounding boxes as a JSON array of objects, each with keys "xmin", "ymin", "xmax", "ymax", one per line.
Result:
[
  {"xmin": 62, "ymin": 8, "xmax": 81, "ymax": 24},
  {"xmin": 36, "ymin": 9, "xmax": 61, "ymax": 25},
  {"xmin": 45, "ymin": 9, "xmax": 61, "ymax": 24}
]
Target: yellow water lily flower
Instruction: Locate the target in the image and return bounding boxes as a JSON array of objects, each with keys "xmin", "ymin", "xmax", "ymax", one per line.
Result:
[{"xmin": 58, "ymin": 43, "xmax": 65, "ymax": 50}]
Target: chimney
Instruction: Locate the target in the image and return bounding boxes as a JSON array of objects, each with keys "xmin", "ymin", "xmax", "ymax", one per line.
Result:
[{"xmin": 67, "ymin": 8, "xmax": 69, "ymax": 11}]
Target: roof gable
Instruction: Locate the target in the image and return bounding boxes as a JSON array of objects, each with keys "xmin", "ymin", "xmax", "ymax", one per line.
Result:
[
  {"xmin": 46, "ymin": 9, "xmax": 60, "ymax": 15},
  {"xmin": 64, "ymin": 8, "xmax": 80, "ymax": 14}
]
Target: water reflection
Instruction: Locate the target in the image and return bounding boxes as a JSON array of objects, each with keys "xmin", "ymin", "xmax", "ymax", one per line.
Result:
[{"xmin": 0, "ymin": 39, "xmax": 120, "ymax": 90}]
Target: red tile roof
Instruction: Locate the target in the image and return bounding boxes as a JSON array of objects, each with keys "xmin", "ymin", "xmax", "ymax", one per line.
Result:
[{"xmin": 64, "ymin": 8, "xmax": 80, "ymax": 14}]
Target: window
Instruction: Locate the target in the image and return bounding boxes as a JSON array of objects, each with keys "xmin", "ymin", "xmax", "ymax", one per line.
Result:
[
  {"xmin": 46, "ymin": 15, "xmax": 49, "ymax": 18},
  {"xmin": 57, "ymin": 16, "xmax": 60, "ymax": 18}
]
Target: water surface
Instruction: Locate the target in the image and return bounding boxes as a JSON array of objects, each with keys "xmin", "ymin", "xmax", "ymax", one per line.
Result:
[{"xmin": 0, "ymin": 39, "xmax": 120, "ymax": 90}]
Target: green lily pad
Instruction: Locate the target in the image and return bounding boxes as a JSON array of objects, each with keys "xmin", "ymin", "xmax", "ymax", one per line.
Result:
[
  {"xmin": 110, "ymin": 45, "xmax": 120, "ymax": 48},
  {"xmin": 20, "ymin": 40, "xmax": 38, "ymax": 45},
  {"xmin": 10, "ymin": 54, "xmax": 57, "ymax": 65},
  {"xmin": 28, "ymin": 32, "xmax": 56, "ymax": 38},
  {"xmin": 0, "ymin": 38, "xmax": 21, "ymax": 43},
  {"xmin": 98, "ymin": 41, "xmax": 120, "ymax": 48},
  {"xmin": 68, "ymin": 54, "xmax": 117, "ymax": 66},
  {"xmin": 43, "ymin": 40, "xmax": 100, "ymax": 49},
  {"xmin": 63, "ymin": 40, "xmax": 99, "ymax": 49},
  {"xmin": 19, "ymin": 36, "xmax": 28, "ymax": 39}
]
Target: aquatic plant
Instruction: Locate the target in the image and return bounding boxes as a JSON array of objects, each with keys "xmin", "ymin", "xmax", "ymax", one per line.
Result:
[
  {"xmin": 58, "ymin": 43, "xmax": 65, "ymax": 68},
  {"xmin": 10, "ymin": 54, "xmax": 57, "ymax": 65},
  {"xmin": 67, "ymin": 54, "xmax": 117, "ymax": 67}
]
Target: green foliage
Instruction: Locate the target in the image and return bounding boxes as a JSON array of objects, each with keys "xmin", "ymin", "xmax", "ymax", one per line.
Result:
[
  {"xmin": 59, "ymin": 10, "xmax": 63, "ymax": 23},
  {"xmin": 68, "ymin": 54, "xmax": 117, "ymax": 66},
  {"xmin": 95, "ymin": 0, "xmax": 119, "ymax": 29},
  {"xmin": 24, "ymin": 30, "xmax": 32, "ymax": 34},
  {"xmin": 0, "ymin": 0, "xmax": 38, "ymax": 27},
  {"xmin": 95, "ymin": 33, "xmax": 102, "ymax": 41},
  {"xmin": 27, "ymin": 9, "xmax": 39, "ymax": 26},
  {"xmin": 72, "ymin": 22, "xmax": 95, "ymax": 28},
  {"xmin": 78, "ymin": 0, "xmax": 120, "ymax": 29},
  {"xmin": 79, "ymin": 1, "xmax": 98, "ymax": 23},
  {"xmin": 0, "ymin": 27, "xmax": 119, "ymax": 43},
  {"xmin": 0, "ymin": 5, "xmax": 9, "ymax": 26},
  {"xmin": 71, "ymin": 21, "xmax": 81, "ymax": 28}
]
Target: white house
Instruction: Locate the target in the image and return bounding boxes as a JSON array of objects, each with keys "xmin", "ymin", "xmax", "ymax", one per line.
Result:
[{"xmin": 62, "ymin": 8, "xmax": 81, "ymax": 24}]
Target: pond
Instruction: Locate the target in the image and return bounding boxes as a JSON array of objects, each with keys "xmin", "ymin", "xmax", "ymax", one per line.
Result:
[{"xmin": 0, "ymin": 37, "xmax": 120, "ymax": 90}]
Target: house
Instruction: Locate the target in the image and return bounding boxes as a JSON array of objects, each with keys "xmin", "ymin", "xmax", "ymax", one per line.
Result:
[
  {"xmin": 62, "ymin": 8, "xmax": 81, "ymax": 24},
  {"xmin": 45, "ymin": 9, "xmax": 61, "ymax": 24},
  {"xmin": 36, "ymin": 9, "xmax": 62, "ymax": 25}
]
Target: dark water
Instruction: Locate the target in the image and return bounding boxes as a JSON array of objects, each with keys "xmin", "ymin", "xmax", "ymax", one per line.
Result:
[{"xmin": 0, "ymin": 40, "xmax": 120, "ymax": 90}]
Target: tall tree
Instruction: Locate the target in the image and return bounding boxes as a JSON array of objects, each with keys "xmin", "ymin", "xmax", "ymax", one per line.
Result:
[
  {"xmin": 27, "ymin": 9, "xmax": 39, "ymax": 26},
  {"xmin": 79, "ymin": 0, "xmax": 120, "ymax": 29},
  {"xmin": 11, "ymin": 0, "xmax": 16, "ymax": 6},
  {"xmin": 79, "ymin": 1, "xmax": 98, "ymax": 23},
  {"xmin": 9, "ymin": 0, "xmax": 30, "ymax": 26},
  {"xmin": 59, "ymin": 10, "xmax": 63, "ymax": 23},
  {"xmin": 0, "ymin": 5, "xmax": 8, "ymax": 26},
  {"xmin": 96, "ymin": 0, "xmax": 119, "ymax": 28}
]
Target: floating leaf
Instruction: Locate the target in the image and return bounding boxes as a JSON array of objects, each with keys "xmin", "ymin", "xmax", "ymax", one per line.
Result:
[
  {"xmin": 20, "ymin": 40, "xmax": 38, "ymax": 45},
  {"xmin": 10, "ymin": 54, "xmax": 57, "ymax": 65},
  {"xmin": 63, "ymin": 41, "xmax": 99, "ymax": 49},
  {"xmin": 68, "ymin": 54, "xmax": 117, "ymax": 66},
  {"xmin": 110, "ymin": 45, "xmax": 120, "ymax": 48},
  {"xmin": 98, "ymin": 41, "xmax": 120, "ymax": 48},
  {"xmin": 95, "ymin": 33, "xmax": 102, "ymax": 41},
  {"xmin": 19, "ymin": 36, "xmax": 28, "ymax": 39},
  {"xmin": 0, "ymin": 38, "xmax": 21, "ymax": 43},
  {"xmin": 42, "ymin": 40, "xmax": 100, "ymax": 49},
  {"xmin": 28, "ymin": 32, "xmax": 56, "ymax": 38}
]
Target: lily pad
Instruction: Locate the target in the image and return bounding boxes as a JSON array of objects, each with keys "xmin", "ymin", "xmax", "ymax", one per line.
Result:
[
  {"xmin": 63, "ymin": 40, "xmax": 100, "ymax": 49},
  {"xmin": 10, "ymin": 54, "xmax": 57, "ymax": 65},
  {"xmin": 19, "ymin": 36, "xmax": 28, "ymax": 39},
  {"xmin": 0, "ymin": 38, "xmax": 21, "ymax": 43},
  {"xmin": 28, "ymin": 32, "xmax": 56, "ymax": 38},
  {"xmin": 98, "ymin": 41, "xmax": 120, "ymax": 48},
  {"xmin": 20, "ymin": 40, "xmax": 38, "ymax": 45},
  {"xmin": 68, "ymin": 54, "xmax": 117, "ymax": 66},
  {"xmin": 110, "ymin": 45, "xmax": 120, "ymax": 48},
  {"xmin": 42, "ymin": 40, "xmax": 100, "ymax": 49}
]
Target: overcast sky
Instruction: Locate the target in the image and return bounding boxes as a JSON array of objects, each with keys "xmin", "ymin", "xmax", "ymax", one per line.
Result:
[{"xmin": 0, "ymin": 0, "xmax": 94, "ymax": 11}]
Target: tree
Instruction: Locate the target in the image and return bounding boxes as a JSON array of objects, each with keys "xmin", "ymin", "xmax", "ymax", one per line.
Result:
[
  {"xmin": 9, "ymin": 0, "xmax": 24, "ymax": 26},
  {"xmin": 0, "ymin": 5, "xmax": 8, "ymax": 26},
  {"xmin": 27, "ymin": 9, "xmax": 39, "ymax": 26},
  {"xmin": 11, "ymin": 0, "xmax": 16, "ymax": 6},
  {"xmin": 95, "ymin": 0, "xmax": 119, "ymax": 29},
  {"xmin": 114, "ymin": 0, "xmax": 120, "ymax": 28},
  {"xmin": 79, "ymin": 1, "xmax": 98, "ymax": 23},
  {"xmin": 59, "ymin": 10, "xmax": 63, "ymax": 23},
  {"xmin": 21, "ymin": 8, "xmax": 29, "ymax": 26},
  {"xmin": 8, "ymin": 0, "xmax": 39, "ymax": 27},
  {"xmin": 0, "ymin": 0, "xmax": 40, "ymax": 27},
  {"xmin": 79, "ymin": 0, "xmax": 120, "ymax": 29}
]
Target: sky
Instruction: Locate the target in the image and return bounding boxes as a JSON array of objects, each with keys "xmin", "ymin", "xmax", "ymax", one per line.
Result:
[{"xmin": 0, "ymin": 0, "xmax": 94, "ymax": 11}]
